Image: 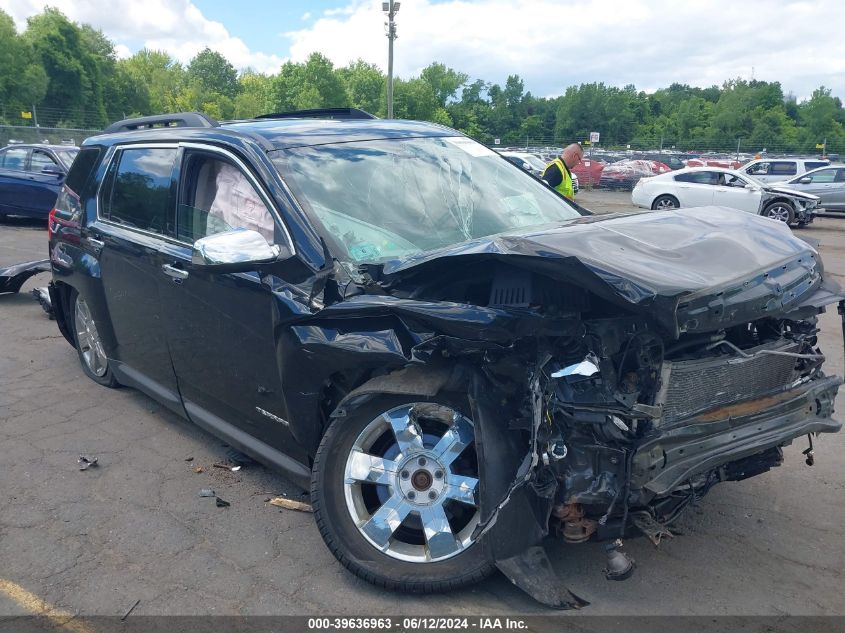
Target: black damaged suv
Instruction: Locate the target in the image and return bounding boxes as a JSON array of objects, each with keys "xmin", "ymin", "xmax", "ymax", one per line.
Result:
[{"xmin": 48, "ymin": 110, "xmax": 842, "ymax": 606}]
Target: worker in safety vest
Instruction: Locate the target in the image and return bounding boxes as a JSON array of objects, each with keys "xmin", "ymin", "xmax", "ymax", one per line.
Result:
[{"xmin": 542, "ymin": 143, "xmax": 584, "ymax": 200}]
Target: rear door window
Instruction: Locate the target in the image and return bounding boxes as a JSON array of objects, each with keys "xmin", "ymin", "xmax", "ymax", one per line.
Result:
[
  {"xmin": 805, "ymin": 169, "xmax": 837, "ymax": 183},
  {"xmin": 100, "ymin": 147, "xmax": 177, "ymax": 236},
  {"xmin": 804, "ymin": 161, "xmax": 829, "ymax": 171},
  {"xmin": 0, "ymin": 147, "xmax": 29, "ymax": 170},
  {"xmin": 770, "ymin": 161, "xmax": 797, "ymax": 176},
  {"xmin": 29, "ymin": 149, "xmax": 58, "ymax": 173},
  {"xmin": 675, "ymin": 171, "xmax": 718, "ymax": 184}
]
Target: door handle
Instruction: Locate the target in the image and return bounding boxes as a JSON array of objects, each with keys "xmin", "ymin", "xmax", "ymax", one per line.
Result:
[
  {"xmin": 162, "ymin": 263, "xmax": 189, "ymax": 281},
  {"xmin": 85, "ymin": 237, "xmax": 105, "ymax": 252}
]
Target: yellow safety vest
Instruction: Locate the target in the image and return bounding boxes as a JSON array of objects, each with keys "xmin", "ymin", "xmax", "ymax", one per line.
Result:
[{"xmin": 542, "ymin": 158, "xmax": 574, "ymax": 200}]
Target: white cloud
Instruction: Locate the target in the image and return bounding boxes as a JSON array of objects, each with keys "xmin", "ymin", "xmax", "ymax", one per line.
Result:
[
  {"xmin": 302, "ymin": 12, "xmax": 312, "ymax": 21},
  {"xmin": 0, "ymin": 0, "xmax": 285, "ymax": 73},
  {"xmin": 284, "ymin": 0, "xmax": 845, "ymax": 99}
]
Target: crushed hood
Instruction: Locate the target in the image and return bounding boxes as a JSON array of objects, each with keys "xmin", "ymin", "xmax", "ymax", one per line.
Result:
[
  {"xmin": 371, "ymin": 207, "xmax": 832, "ymax": 336},
  {"xmin": 765, "ymin": 185, "xmax": 820, "ymax": 201}
]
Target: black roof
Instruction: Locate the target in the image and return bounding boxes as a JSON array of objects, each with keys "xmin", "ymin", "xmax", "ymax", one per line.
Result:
[{"xmin": 86, "ymin": 117, "xmax": 457, "ymax": 152}]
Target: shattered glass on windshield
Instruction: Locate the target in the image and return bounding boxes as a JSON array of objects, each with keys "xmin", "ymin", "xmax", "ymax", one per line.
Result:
[{"xmin": 272, "ymin": 137, "xmax": 582, "ymax": 263}]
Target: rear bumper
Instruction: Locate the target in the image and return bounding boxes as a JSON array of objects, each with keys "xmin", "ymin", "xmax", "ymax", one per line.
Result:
[{"xmin": 632, "ymin": 375, "xmax": 842, "ymax": 497}]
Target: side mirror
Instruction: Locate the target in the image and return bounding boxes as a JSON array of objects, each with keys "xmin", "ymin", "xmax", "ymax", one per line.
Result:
[
  {"xmin": 191, "ymin": 229, "xmax": 290, "ymax": 273},
  {"xmin": 799, "ymin": 176, "xmax": 812, "ymax": 184},
  {"xmin": 42, "ymin": 166, "xmax": 64, "ymax": 177}
]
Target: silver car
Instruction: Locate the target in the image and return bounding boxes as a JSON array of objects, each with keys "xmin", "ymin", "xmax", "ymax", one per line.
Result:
[{"xmin": 785, "ymin": 165, "xmax": 845, "ymax": 212}]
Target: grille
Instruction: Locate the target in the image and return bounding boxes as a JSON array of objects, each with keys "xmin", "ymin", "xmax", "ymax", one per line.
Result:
[{"xmin": 657, "ymin": 340, "xmax": 799, "ymax": 425}]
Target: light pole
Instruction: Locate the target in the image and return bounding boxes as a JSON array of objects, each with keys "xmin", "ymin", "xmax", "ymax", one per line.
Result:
[{"xmin": 383, "ymin": 1, "xmax": 400, "ymax": 118}]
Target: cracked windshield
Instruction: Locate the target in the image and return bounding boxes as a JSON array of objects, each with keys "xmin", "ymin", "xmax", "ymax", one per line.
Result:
[{"xmin": 273, "ymin": 136, "xmax": 582, "ymax": 263}]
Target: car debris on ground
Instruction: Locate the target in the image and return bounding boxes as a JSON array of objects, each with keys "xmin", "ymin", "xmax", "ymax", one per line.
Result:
[
  {"xmin": 78, "ymin": 455, "xmax": 98, "ymax": 471},
  {"xmin": 30, "ymin": 286, "xmax": 54, "ymax": 318},
  {"xmin": 0, "ymin": 259, "xmax": 49, "ymax": 295},
  {"xmin": 268, "ymin": 496, "xmax": 313, "ymax": 513}
]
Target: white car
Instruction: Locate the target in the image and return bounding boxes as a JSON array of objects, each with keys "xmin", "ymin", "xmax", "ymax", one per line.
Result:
[
  {"xmin": 631, "ymin": 166, "xmax": 821, "ymax": 225},
  {"xmin": 740, "ymin": 157, "xmax": 830, "ymax": 184}
]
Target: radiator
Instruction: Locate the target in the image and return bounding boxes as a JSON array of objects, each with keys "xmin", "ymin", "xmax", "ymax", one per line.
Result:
[{"xmin": 656, "ymin": 340, "xmax": 800, "ymax": 425}]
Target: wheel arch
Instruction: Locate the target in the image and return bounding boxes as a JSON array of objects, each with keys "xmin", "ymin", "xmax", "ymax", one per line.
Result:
[
  {"xmin": 651, "ymin": 193, "xmax": 680, "ymax": 210},
  {"xmin": 48, "ymin": 280, "xmax": 78, "ymax": 347}
]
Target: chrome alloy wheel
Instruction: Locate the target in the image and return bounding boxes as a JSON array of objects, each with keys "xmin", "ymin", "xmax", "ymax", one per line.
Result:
[
  {"xmin": 766, "ymin": 204, "xmax": 792, "ymax": 222},
  {"xmin": 655, "ymin": 197, "xmax": 677, "ymax": 210},
  {"xmin": 75, "ymin": 297, "xmax": 108, "ymax": 377},
  {"xmin": 343, "ymin": 403, "xmax": 480, "ymax": 563}
]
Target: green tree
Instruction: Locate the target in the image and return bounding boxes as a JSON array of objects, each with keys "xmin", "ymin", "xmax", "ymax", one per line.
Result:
[
  {"xmin": 338, "ymin": 59, "xmax": 384, "ymax": 115},
  {"xmin": 419, "ymin": 62, "xmax": 467, "ymax": 107},
  {"xmin": 23, "ymin": 8, "xmax": 98, "ymax": 126},
  {"xmin": 233, "ymin": 71, "xmax": 273, "ymax": 119},
  {"xmin": 0, "ymin": 10, "xmax": 48, "ymax": 120},
  {"xmin": 798, "ymin": 87, "xmax": 845, "ymax": 150},
  {"xmin": 269, "ymin": 53, "xmax": 348, "ymax": 111},
  {"xmin": 186, "ymin": 48, "xmax": 240, "ymax": 99},
  {"xmin": 120, "ymin": 50, "xmax": 184, "ymax": 114}
]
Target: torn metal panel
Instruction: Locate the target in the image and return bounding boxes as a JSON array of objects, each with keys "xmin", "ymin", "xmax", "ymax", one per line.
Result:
[
  {"xmin": 0, "ymin": 259, "xmax": 49, "ymax": 295},
  {"xmin": 495, "ymin": 546, "xmax": 589, "ymax": 610},
  {"xmin": 30, "ymin": 287, "xmax": 54, "ymax": 318},
  {"xmin": 367, "ymin": 207, "xmax": 826, "ymax": 337}
]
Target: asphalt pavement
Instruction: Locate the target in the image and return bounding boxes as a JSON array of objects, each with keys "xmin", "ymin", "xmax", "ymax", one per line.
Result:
[{"xmin": 1, "ymin": 194, "xmax": 844, "ymax": 618}]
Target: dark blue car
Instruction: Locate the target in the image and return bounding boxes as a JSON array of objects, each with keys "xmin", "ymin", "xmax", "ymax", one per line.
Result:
[{"xmin": 0, "ymin": 143, "xmax": 79, "ymax": 220}]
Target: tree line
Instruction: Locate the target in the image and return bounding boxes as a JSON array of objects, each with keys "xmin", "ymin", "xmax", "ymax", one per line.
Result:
[{"xmin": 2, "ymin": 8, "xmax": 844, "ymax": 154}]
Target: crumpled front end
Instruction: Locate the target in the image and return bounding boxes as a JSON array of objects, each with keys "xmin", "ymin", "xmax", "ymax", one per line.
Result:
[
  {"xmin": 460, "ymin": 284, "xmax": 842, "ymax": 606},
  {"xmin": 277, "ymin": 207, "xmax": 844, "ymax": 607}
]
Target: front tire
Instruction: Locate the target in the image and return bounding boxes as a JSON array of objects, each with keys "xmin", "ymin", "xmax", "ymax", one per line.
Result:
[
  {"xmin": 763, "ymin": 201, "xmax": 795, "ymax": 224},
  {"xmin": 71, "ymin": 290, "xmax": 119, "ymax": 387},
  {"xmin": 652, "ymin": 194, "xmax": 679, "ymax": 210},
  {"xmin": 312, "ymin": 394, "xmax": 494, "ymax": 593}
]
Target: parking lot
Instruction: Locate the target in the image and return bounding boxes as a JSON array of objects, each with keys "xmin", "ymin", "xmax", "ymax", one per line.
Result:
[{"xmin": 2, "ymin": 191, "xmax": 845, "ymax": 618}]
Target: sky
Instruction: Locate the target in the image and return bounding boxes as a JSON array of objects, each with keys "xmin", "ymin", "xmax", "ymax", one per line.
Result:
[{"xmin": 2, "ymin": 0, "xmax": 844, "ymax": 101}]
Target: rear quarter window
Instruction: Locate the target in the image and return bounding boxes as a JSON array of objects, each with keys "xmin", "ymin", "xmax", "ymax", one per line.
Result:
[{"xmin": 65, "ymin": 148, "xmax": 101, "ymax": 194}]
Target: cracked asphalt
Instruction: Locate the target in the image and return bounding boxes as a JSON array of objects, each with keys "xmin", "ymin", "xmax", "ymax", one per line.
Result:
[{"xmin": 1, "ymin": 193, "xmax": 844, "ymax": 617}]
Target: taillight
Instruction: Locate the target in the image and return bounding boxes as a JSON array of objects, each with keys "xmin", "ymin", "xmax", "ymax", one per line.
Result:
[
  {"xmin": 50, "ymin": 185, "xmax": 82, "ymax": 241},
  {"xmin": 48, "ymin": 208, "xmax": 58, "ymax": 240}
]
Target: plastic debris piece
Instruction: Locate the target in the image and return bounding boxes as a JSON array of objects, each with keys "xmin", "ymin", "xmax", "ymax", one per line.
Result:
[
  {"xmin": 198, "ymin": 489, "xmax": 215, "ymax": 498},
  {"xmin": 213, "ymin": 462, "xmax": 242, "ymax": 472},
  {"xmin": 30, "ymin": 287, "xmax": 54, "ymax": 318},
  {"xmin": 268, "ymin": 497, "xmax": 313, "ymax": 513},
  {"xmin": 551, "ymin": 356, "xmax": 599, "ymax": 379},
  {"xmin": 225, "ymin": 448, "xmax": 256, "ymax": 467},
  {"xmin": 215, "ymin": 497, "xmax": 231, "ymax": 508},
  {"xmin": 78, "ymin": 455, "xmax": 99, "ymax": 471},
  {"xmin": 121, "ymin": 599, "xmax": 140, "ymax": 621}
]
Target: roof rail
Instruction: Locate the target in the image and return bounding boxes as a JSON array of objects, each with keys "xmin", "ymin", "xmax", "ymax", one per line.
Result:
[
  {"xmin": 254, "ymin": 108, "xmax": 378, "ymax": 121},
  {"xmin": 103, "ymin": 112, "xmax": 219, "ymax": 134}
]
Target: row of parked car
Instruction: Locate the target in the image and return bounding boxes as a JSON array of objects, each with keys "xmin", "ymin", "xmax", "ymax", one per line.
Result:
[{"xmin": 631, "ymin": 162, "xmax": 845, "ymax": 226}]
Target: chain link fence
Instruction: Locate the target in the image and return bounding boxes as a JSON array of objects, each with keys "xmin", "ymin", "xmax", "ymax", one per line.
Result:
[{"xmin": 1, "ymin": 125, "xmax": 102, "ymax": 148}]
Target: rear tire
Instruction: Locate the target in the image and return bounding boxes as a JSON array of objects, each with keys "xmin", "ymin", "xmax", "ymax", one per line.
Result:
[
  {"xmin": 762, "ymin": 201, "xmax": 795, "ymax": 224},
  {"xmin": 652, "ymin": 194, "xmax": 680, "ymax": 210},
  {"xmin": 70, "ymin": 290, "xmax": 119, "ymax": 388},
  {"xmin": 312, "ymin": 393, "xmax": 495, "ymax": 593}
]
